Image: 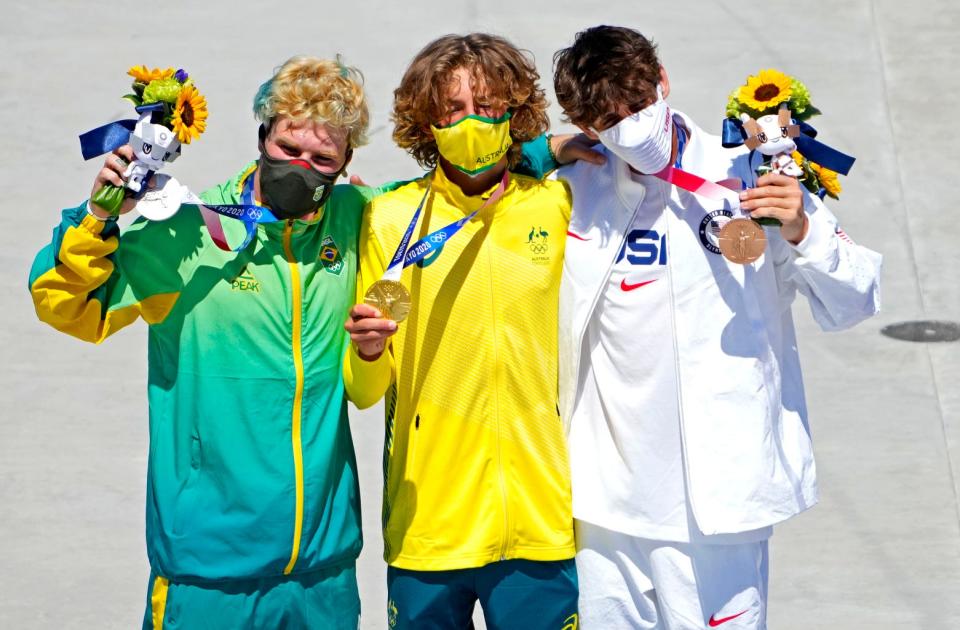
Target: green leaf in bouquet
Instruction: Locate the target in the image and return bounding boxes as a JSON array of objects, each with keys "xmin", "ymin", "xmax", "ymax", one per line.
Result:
[{"xmin": 725, "ymin": 89, "xmax": 743, "ymax": 119}]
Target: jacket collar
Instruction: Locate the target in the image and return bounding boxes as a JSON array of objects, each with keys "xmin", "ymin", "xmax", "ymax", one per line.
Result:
[
  {"xmin": 431, "ymin": 163, "xmax": 515, "ymax": 216},
  {"xmin": 231, "ymin": 162, "xmax": 327, "ymax": 238}
]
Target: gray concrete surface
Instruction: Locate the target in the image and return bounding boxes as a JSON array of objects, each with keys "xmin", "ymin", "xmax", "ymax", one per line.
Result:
[{"xmin": 2, "ymin": 1, "xmax": 958, "ymax": 628}]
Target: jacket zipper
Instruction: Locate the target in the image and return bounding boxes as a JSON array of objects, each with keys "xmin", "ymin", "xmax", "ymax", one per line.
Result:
[
  {"xmin": 661, "ymin": 184, "xmax": 703, "ymax": 530},
  {"xmin": 282, "ymin": 220, "xmax": 306, "ymax": 575},
  {"xmin": 572, "ymin": 189, "xmax": 644, "ymax": 412},
  {"xmin": 486, "ymin": 239, "xmax": 510, "ymax": 561}
]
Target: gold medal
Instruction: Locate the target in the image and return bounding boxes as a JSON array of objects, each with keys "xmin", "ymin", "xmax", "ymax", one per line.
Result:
[
  {"xmin": 718, "ymin": 218, "xmax": 767, "ymax": 264},
  {"xmin": 364, "ymin": 279, "xmax": 411, "ymax": 322}
]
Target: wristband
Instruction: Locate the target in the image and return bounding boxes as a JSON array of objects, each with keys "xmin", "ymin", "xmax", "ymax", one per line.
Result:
[
  {"xmin": 545, "ymin": 133, "xmax": 559, "ymax": 165},
  {"xmin": 85, "ymin": 201, "xmax": 117, "ymax": 223}
]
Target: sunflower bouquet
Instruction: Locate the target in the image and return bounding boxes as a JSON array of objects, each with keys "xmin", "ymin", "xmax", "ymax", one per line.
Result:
[
  {"xmin": 725, "ymin": 69, "xmax": 845, "ymax": 200},
  {"xmin": 124, "ymin": 65, "xmax": 208, "ymax": 143},
  {"xmin": 84, "ymin": 65, "xmax": 208, "ymax": 216}
]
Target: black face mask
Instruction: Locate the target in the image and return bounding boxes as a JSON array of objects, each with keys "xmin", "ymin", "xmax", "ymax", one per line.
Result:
[{"xmin": 257, "ymin": 132, "xmax": 349, "ymax": 219}]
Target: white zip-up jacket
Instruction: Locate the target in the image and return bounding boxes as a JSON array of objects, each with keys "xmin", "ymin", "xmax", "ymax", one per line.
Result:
[{"xmin": 558, "ymin": 112, "xmax": 882, "ymax": 535}]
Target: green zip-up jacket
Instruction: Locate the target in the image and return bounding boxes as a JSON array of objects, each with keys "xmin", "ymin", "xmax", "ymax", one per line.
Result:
[{"xmin": 29, "ymin": 163, "xmax": 376, "ymax": 581}]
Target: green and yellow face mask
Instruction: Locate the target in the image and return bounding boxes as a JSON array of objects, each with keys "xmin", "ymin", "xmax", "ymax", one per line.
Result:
[{"xmin": 431, "ymin": 112, "xmax": 513, "ymax": 176}]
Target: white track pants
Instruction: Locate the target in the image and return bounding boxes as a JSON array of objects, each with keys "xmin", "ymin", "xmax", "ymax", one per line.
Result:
[{"xmin": 575, "ymin": 520, "xmax": 769, "ymax": 630}]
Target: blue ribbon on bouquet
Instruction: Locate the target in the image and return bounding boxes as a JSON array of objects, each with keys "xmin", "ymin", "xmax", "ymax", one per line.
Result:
[
  {"xmin": 721, "ymin": 117, "xmax": 856, "ymax": 176},
  {"xmin": 78, "ymin": 103, "xmax": 166, "ymax": 160}
]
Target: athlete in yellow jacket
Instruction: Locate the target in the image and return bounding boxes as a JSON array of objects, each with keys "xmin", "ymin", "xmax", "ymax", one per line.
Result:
[{"xmin": 344, "ymin": 34, "xmax": 579, "ymax": 630}]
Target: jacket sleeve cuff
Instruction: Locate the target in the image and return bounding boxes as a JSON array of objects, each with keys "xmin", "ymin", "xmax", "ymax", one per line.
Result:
[
  {"xmin": 516, "ymin": 134, "xmax": 557, "ymax": 179},
  {"xmin": 344, "ymin": 343, "xmax": 393, "ymax": 409},
  {"xmin": 81, "ymin": 203, "xmax": 119, "ymax": 233},
  {"xmin": 788, "ymin": 202, "xmax": 834, "ymax": 263}
]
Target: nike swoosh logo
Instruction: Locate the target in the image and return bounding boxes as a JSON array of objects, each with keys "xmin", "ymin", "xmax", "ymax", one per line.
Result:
[
  {"xmin": 708, "ymin": 610, "xmax": 749, "ymax": 627},
  {"xmin": 620, "ymin": 278, "xmax": 657, "ymax": 291},
  {"xmin": 567, "ymin": 230, "xmax": 592, "ymax": 241}
]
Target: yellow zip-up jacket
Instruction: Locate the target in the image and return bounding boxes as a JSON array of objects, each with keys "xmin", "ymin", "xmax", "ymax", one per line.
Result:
[{"xmin": 344, "ymin": 166, "xmax": 575, "ymax": 571}]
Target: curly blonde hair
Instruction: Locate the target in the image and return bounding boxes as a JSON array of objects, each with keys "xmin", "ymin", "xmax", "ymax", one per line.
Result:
[
  {"xmin": 253, "ymin": 55, "xmax": 369, "ymax": 148},
  {"xmin": 392, "ymin": 33, "xmax": 549, "ymax": 170}
]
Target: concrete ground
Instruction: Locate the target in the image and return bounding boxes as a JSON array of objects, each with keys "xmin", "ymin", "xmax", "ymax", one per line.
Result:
[{"xmin": 2, "ymin": 1, "xmax": 958, "ymax": 628}]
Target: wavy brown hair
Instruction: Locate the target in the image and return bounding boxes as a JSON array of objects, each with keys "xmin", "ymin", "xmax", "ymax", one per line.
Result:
[
  {"xmin": 554, "ymin": 26, "xmax": 662, "ymax": 130},
  {"xmin": 392, "ymin": 33, "xmax": 549, "ymax": 170}
]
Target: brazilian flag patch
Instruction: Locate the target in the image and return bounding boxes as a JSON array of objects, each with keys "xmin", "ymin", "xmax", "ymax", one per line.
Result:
[{"xmin": 319, "ymin": 235, "xmax": 344, "ymax": 275}]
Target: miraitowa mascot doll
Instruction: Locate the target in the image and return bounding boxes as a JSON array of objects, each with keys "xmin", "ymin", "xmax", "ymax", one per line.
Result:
[
  {"xmin": 79, "ymin": 66, "xmax": 207, "ymax": 220},
  {"xmin": 124, "ymin": 108, "xmax": 182, "ymax": 193}
]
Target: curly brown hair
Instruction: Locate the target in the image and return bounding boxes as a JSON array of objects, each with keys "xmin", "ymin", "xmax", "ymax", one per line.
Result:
[
  {"xmin": 392, "ymin": 33, "xmax": 549, "ymax": 170},
  {"xmin": 553, "ymin": 26, "xmax": 662, "ymax": 130}
]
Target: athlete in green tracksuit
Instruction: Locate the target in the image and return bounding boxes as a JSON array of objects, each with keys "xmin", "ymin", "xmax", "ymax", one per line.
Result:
[
  {"xmin": 28, "ymin": 56, "xmax": 567, "ymax": 629},
  {"xmin": 28, "ymin": 57, "xmax": 378, "ymax": 630}
]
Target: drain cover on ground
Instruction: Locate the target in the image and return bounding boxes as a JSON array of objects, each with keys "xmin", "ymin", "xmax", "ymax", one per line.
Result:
[{"xmin": 880, "ymin": 320, "xmax": 960, "ymax": 343}]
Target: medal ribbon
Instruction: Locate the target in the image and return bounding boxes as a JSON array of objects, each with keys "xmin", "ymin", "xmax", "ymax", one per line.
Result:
[
  {"xmin": 653, "ymin": 123, "xmax": 743, "ymax": 208},
  {"xmin": 381, "ymin": 170, "xmax": 509, "ymax": 282},
  {"xmin": 192, "ymin": 171, "xmax": 278, "ymax": 252},
  {"xmin": 652, "ymin": 164, "xmax": 742, "ymax": 209},
  {"xmin": 381, "ymin": 182, "xmax": 432, "ymax": 282}
]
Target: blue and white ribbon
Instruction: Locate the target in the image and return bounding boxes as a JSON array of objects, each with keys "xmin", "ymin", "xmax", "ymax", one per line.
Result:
[
  {"xmin": 138, "ymin": 172, "xmax": 278, "ymax": 252},
  {"xmin": 381, "ymin": 171, "xmax": 509, "ymax": 282},
  {"xmin": 192, "ymin": 173, "xmax": 278, "ymax": 252}
]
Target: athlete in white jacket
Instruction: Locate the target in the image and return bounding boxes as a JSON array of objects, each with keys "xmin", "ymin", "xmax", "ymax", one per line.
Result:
[{"xmin": 553, "ymin": 26, "xmax": 882, "ymax": 629}]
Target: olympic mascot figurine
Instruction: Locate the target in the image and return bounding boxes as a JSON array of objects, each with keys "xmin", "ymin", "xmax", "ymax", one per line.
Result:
[
  {"xmin": 739, "ymin": 104, "xmax": 803, "ymax": 177},
  {"xmin": 723, "ymin": 68, "xmax": 854, "ymax": 201},
  {"xmin": 123, "ymin": 110, "xmax": 182, "ymax": 193},
  {"xmin": 79, "ymin": 65, "xmax": 207, "ymax": 218}
]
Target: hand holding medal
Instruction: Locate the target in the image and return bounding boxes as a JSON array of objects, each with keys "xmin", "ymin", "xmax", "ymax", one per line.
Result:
[
  {"xmin": 348, "ymin": 171, "xmax": 509, "ymax": 358},
  {"xmin": 363, "ymin": 170, "xmax": 509, "ymax": 322},
  {"xmin": 359, "ymin": 182, "xmax": 433, "ymax": 325},
  {"xmin": 364, "ymin": 280, "xmax": 412, "ymax": 323},
  {"xmin": 720, "ymin": 69, "xmax": 856, "ymax": 262}
]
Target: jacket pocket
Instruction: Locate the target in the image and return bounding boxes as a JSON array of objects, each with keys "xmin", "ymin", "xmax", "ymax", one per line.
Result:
[
  {"xmin": 172, "ymin": 432, "xmax": 202, "ymax": 536},
  {"xmin": 189, "ymin": 433, "xmax": 202, "ymax": 474}
]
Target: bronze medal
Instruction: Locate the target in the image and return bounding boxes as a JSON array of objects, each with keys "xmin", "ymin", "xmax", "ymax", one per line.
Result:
[
  {"xmin": 364, "ymin": 279, "xmax": 411, "ymax": 323},
  {"xmin": 718, "ymin": 218, "xmax": 766, "ymax": 264},
  {"xmin": 717, "ymin": 218, "xmax": 767, "ymax": 265}
]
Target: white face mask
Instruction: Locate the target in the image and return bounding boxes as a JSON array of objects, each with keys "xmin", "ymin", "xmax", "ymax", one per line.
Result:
[{"xmin": 595, "ymin": 86, "xmax": 673, "ymax": 174}]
